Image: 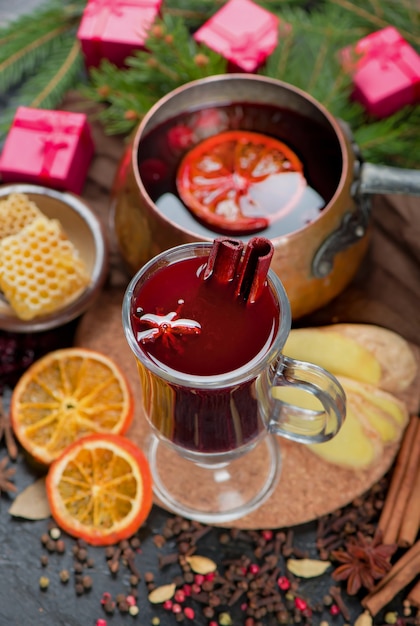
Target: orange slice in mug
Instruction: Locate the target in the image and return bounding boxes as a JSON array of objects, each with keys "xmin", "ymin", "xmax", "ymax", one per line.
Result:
[{"xmin": 176, "ymin": 130, "xmax": 306, "ymax": 234}]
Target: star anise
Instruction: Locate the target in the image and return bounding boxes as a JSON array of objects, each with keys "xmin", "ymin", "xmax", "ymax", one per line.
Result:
[
  {"xmin": 0, "ymin": 395, "xmax": 18, "ymax": 460},
  {"xmin": 0, "ymin": 456, "xmax": 17, "ymax": 496},
  {"xmin": 331, "ymin": 530, "xmax": 397, "ymax": 595}
]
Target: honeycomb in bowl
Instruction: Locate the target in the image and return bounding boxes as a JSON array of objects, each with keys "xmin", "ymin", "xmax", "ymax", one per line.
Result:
[
  {"xmin": 0, "ymin": 192, "xmax": 44, "ymax": 238},
  {"xmin": 0, "ymin": 215, "xmax": 90, "ymax": 321}
]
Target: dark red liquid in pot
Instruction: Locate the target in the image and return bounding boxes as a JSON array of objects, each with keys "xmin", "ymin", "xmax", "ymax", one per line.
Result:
[
  {"xmin": 137, "ymin": 102, "xmax": 342, "ymax": 239},
  {"xmin": 131, "ymin": 255, "xmax": 280, "ymax": 453}
]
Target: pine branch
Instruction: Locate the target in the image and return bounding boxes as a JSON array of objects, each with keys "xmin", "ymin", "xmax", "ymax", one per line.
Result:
[
  {"xmin": 83, "ymin": 14, "xmax": 227, "ymax": 135},
  {"xmin": 0, "ymin": 0, "xmax": 418, "ymax": 169},
  {"xmin": 0, "ymin": 34, "xmax": 85, "ymax": 142}
]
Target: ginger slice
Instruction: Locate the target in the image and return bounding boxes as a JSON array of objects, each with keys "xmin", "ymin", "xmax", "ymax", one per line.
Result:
[{"xmin": 284, "ymin": 324, "xmax": 417, "ymax": 394}]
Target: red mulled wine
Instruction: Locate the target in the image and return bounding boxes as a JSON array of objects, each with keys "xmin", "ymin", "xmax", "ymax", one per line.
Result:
[
  {"xmin": 137, "ymin": 102, "xmax": 342, "ymax": 239},
  {"xmin": 130, "ymin": 248, "xmax": 280, "ymax": 454}
]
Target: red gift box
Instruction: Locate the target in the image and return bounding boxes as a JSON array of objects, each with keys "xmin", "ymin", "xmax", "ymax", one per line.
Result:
[
  {"xmin": 340, "ymin": 27, "xmax": 420, "ymax": 118},
  {"xmin": 77, "ymin": 0, "xmax": 162, "ymax": 68},
  {"xmin": 0, "ymin": 107, "xmax": 95, "ymax": 195},
  {"xmin": 193, "ymin": 0, "xmax": 280, "ymax": 73}
]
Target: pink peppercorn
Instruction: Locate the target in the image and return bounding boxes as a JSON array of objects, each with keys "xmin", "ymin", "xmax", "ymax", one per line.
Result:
[
  {"xmin": 174, "ymin": 589, "xmax": 186, "ymax": 603},
  {"xmin": 209, "ymin": 622, "xmax": 218, "ymax": 626},
  {"xmin": 184, "ymin": 607, "xmax": 195, "ymax": 620},
  {"xmin": 96, "ymin": 620, "xmax": 107, "ymax": 626},
  {"xmin": 240, "ymin": 602, "xmax": 248, "ymax": 611},
  {"xmin": 172, "ymin": 603, "xmax": 182, "ymax": 614},
  {"xmin": 204, "ymin": 572, "xmax": 215, "ymax": 582},
  {"xmin": 262, "ymin": 530, "xmax": 273, "ymax": 541},
  {"xmin": 191, "ymin": 583, "xmax": 201, "ymax": 594},
  {"xmin": 330, "ymin": 604, "xmax": 341, "ymax": 616},
  {"xmin": 100, "ymin": 592, "xmax": 112, "ymax": 605},
  {"xmin": 163, "ymin": 600, "xmax": 173, "ymax": 610},
  {"xmin": 294, "ymin": 597, "xmax": 308, "ymax": 611},
  {"xmin": 277, "ymin": 576, "xmax": 291, "ymax": 590},
  {"xmin": 194, "ymin": 574, "xmax": 205, "ymax": 585},
  {"xmin": 248, "ymin": 564, "xmax": 260, "ymax": 575},
  {"xmin": 183, "ymin": 584, "xmax": 192, "ymax": 596}
]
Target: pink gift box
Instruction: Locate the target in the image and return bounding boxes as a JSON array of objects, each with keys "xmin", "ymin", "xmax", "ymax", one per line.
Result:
[
  {"xmin": 77, "ymin": 0, "xmax": 162, "ymax": 68},
  {"xmin": 194, "ymin": 0, "xmax": 280, "ymax": 73},
  {"xmin": 340, "ymin": 27, "xmax": 420, "ymax": 118},
  {"xmin": 0, "ymin": 107, "xmax": 95, "ymax": 195}
]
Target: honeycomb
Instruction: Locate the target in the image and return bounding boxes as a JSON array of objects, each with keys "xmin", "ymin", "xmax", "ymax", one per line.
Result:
[
  {"xmin": 0, "ymin": 193, "xmax": 43, "ymax": 239},
  {"xmin": 0, "ymin": 215, "xmax": 90, "ymax": 320}
]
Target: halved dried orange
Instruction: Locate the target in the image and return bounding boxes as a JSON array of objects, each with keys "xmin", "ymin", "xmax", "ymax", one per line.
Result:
[
  {"xmin": 46, "ymin": 433, "xmax": 153, "ymax": 546},
  {"xmin": 176, "ymin": 130, "xmax": 305, "ymax": 234},
  {"xmin": 11, "ymin": 348, "xmax": 133, "ymax": 466}
]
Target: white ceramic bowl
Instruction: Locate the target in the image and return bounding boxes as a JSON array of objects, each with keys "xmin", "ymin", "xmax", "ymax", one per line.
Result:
[{"xmin": 0, "ymin": 183, "xmax": 109, "ymax": 333}]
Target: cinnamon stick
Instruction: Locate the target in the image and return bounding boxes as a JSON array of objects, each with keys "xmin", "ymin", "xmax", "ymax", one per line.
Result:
[
  {"xmin": 361, "ymin": 540, "xmax": 420, "ymax": 616},
  {"xmin": 397, "ymin": 455, "xmax": 420, "ymax": 547},
  {"xmin": 203, "ymin": 238, "xmax": 244, "ymax": 283},
  {"xmin": 378, "ymin": 415, "xmax": 420, "ymax": 544},
  {"xmin": 406, "ymin": 578, "xmax": 420, "ymax": 608},
  {"xmin": 204, "ymin": 236, "xmax": 274, "ymax": 304},
  {"xmin": 235, "ymin": 237, "xmax": 274, "ymax": 304}
]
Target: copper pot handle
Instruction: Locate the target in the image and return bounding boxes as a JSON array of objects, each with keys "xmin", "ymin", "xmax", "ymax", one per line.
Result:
[
  {"xmin": 312, "ymin": 162, "xmax": 420, "ymax": 277},
  {"xmin": 358, "ymin": 162, "xmax": 420, "ymax": 197}
]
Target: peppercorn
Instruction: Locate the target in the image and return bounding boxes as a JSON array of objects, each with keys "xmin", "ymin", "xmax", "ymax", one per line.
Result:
[
  {"xmin": 129, "ymin": 605, "xmax": 139, "ymax": 617},
  {"xmin": 49, "ymin": 527, "xmax": 61, "ymax": 540},
  {"xmin": 219, "ymin": 612, "xmax": 233, "ymax": 626},
  {"xmin": 45, "ymin": 539, "xmax": 56, "ymax": 553},
  {"xmin": 82, "ymin": 575, "xmax": 93, "ymax": 590},
  {"xmin": 59, "ymin": 569, "xmax": 70, "ymax": 584},
  {"xmin": 75, "ymin": 583, "xmax": 84, "ymax": 595},
  {"xmin": 55, "ymin": 539, "xmax": 65, "ymax": 554},
  {"xmin": 39, "ymin": 576, "xmax": 50, "ymax": 590},
  {"xmin": 40, "ymin": 533, "xmax": 49, "ymax": 546},
  {"xmin": 77, "ymin": 548, "xmax": 88, "ymax": 562},
  {"xmin": 40, "ymin": 554, "xmax": 49, "ymax": 567}
]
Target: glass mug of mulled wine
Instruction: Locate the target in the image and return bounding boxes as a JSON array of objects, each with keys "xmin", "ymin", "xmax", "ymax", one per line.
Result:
[{"xmin": 122, "ymin": 237, "xmax": 346, "ymax": 523}]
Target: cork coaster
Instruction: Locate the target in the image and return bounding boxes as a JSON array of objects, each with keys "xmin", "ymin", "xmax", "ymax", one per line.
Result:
[{"xmin": 75, "ymin": 285, "xmax": 420, "ymax": 529}]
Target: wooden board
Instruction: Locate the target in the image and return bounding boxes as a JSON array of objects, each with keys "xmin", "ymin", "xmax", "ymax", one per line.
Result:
[{"xmin": 75, "ymin": 284, "xmax": 419, "ymax": 529}]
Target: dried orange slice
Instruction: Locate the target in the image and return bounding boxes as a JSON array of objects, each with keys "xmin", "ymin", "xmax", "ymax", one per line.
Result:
[
  {"xmin": 11, "ymin": 348, "xmax": 133, "ymax": 466},
  {"xmin": 46, "ymin": 433, "xmax": 153, "ymax": 546},
  {"xmin": 176, "ymin": 130, "xmax": 305, "ymax": 234}
]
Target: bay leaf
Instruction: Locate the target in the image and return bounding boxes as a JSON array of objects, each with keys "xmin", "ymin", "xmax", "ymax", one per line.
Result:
[
  {"xmin": 8, "ymin": 477, "xmax": 51, "ymax": 520},
  {"xmin": 286, "ymin": 557, "xmax": 331, "ymax": 578}
]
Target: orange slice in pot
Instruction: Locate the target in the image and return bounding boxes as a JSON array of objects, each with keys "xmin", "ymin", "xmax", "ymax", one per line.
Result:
[
  {"xmin": 11, "ymin": 348, "xmax": 133, "ymax": 466},
  {"xmin": 176, "ymin": 130, "xmax": 305, "ymax": 234},
  {"xmin": 46, "ymin": 433, "xmax": 153, "ymax": 546}
]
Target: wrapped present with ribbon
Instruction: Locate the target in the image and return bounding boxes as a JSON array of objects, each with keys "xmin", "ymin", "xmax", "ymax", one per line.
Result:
[
  {"xmin": 339, "ymin": 27, "xmax": 420, "ymax": 118},
  {"xmin": 194, "ymin": 0, "xmax": 283, "ymax": 73},
  {"xmin": 0, "ymin": 107, "xmax": 95, "ymax": 194},
  {"xmin": 77, "ymin": 0, "xmax": 163, "ymax": 68}
]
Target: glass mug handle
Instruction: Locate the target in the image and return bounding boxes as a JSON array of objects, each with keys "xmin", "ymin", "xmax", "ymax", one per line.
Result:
[{"xmin": 258, "ymin": 355, "xmax": 346, "ymax": 444}]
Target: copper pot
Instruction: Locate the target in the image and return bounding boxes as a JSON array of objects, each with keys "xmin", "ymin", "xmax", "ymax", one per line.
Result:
[{"xmin": 111, "ymin": 74, "xmax": 420, "ymax": 319}]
